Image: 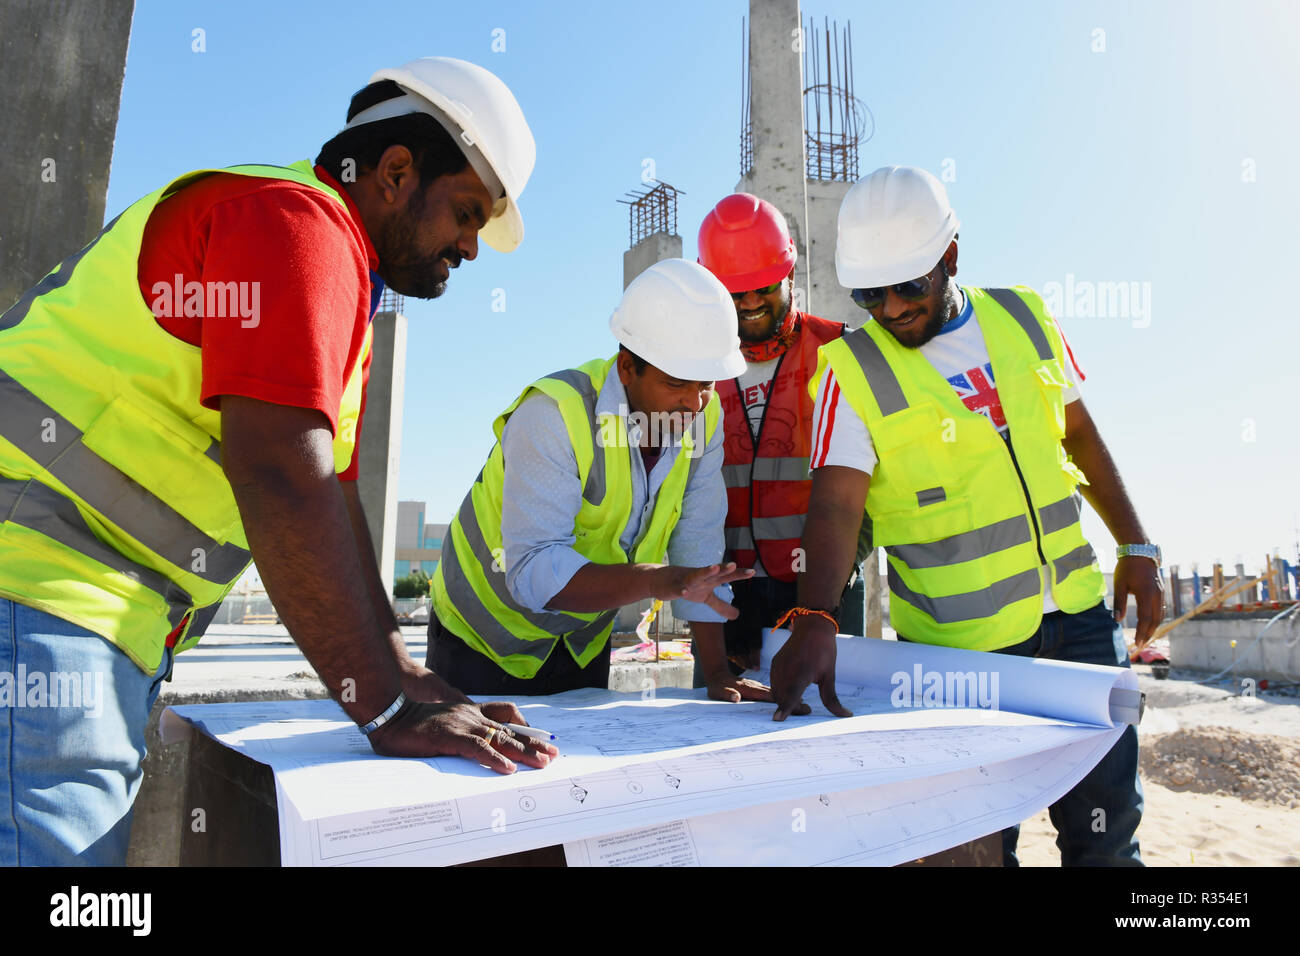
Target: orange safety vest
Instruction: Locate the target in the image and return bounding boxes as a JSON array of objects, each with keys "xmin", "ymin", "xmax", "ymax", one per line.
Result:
[{"xmin": 719, "ymin": 312, "xmax": 843, "ymax": 582}]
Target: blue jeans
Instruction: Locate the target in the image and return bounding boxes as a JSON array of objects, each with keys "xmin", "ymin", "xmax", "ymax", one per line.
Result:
[
  {"xmin": 0, "ymin": 599, "xmax": 172, "ymax": 866},
  {"xmin": 985, "ymin": 600, "xmax": 1143, "ymax": 867}
]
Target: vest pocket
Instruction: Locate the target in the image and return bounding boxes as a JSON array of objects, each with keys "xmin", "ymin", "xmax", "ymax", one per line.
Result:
[
  {"xmin": 869, "ymin": 404, "xmax": 959, "ymax": 507},
  {"xmin": 1031, "ymin": 360, "xmax": 1069, "ymax": 439},
  {"xmin": 80, "ymin": 396, "xmax": 239, "ymax": 546},
  {"xmin": 873, "ymin": 492, "xmax": 974, "ymax": 550}
]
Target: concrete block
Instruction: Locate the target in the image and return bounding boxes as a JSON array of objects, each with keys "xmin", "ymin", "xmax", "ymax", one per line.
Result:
[
  {"xmin": 623, "ymin": 233, "xmax": 682, "ymax": 289},
  {"xmin": 1169, "ymin": 616, "xmax": 1300, "ymax": 684},
  {"xmin": 608, "ymin": 660, "xmax": 695, "ymax": 694},
  {"xmin": 127, "ymin": 681, "xmax": 329, "ymax": 867}
]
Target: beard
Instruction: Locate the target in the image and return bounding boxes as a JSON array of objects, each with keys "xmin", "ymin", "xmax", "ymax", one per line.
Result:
[
  {"xmin": 736, "ymin": 286, "xmax": 791, "ymax": 343},
  {"xmin": 884, "ymin": 272, "xmax": 956, "ymax": 349},
  {"xmin": 375, "ymin": 187, "xmax": 457, "ymax": 300}
]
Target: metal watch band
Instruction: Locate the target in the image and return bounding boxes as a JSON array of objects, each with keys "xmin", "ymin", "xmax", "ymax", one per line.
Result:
[
  {"xmin": 1116, "ymin": 543, "xmax": 1161, "ymax": 564},
  {"xmin": 358, "ymin": 691, "xmax": 408, "ymax": 736}
]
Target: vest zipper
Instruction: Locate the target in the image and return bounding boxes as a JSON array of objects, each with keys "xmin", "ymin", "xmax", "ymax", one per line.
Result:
[{"xmin": 1001, "ymin": 430, "xmax": 1047, "ymax": 566}]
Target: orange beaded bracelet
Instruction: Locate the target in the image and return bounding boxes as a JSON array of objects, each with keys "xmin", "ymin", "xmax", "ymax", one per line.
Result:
[{"xmin": 773, "ymin": 606, "xmax": 839, "ymax": 632}]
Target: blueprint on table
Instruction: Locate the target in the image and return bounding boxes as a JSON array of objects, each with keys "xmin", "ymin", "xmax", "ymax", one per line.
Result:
[{"xmin": 161, "ymin": 631, "xmax": 1137, "ymax": 866}]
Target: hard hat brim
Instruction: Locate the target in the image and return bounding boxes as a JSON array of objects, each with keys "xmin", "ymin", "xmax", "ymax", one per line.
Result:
[
  {"xmin": 837, "ymin": 249, "xmax": 943, "ymax": 289},
  {"xmin": 480, "ymin": 200, "xmax": 523, "ymax": 253},
  {"xmin": 370, "ymin": 60, "xmax": 530, "ymax": 254},
  {"xmin": 712, "ymin": 257, "xmax": 796, "ymax": 295},
  {"xmin": 835, "ymin": 208, "xmax": 959, "ymax": 289},
  {"xmin": 653, "ymin": 348, "xmax": 747, "ymax": 383}
]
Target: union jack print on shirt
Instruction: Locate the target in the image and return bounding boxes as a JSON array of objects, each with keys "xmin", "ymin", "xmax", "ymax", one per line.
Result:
[{"xmin": 948, "ymin": 362, "xmax": 1006, "ymax": 429}]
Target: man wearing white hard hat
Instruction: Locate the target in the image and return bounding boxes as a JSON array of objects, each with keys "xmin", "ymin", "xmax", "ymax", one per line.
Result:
[
  {"xmin": 771, "ymin": 165, "xmax": 1162, "ymax": 865},
  {"xmin": 0, "ymin": 57, "xmax": 552, "ymax": 866},
  {"xmin": 427, "ymin": 259, "xmax": 775, "ymax": 704}
]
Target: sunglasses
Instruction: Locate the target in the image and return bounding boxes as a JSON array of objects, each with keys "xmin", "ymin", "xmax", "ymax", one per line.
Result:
[
  {"xmin": 730, "ymin": 281, "xmax": 783, "ymax": 300},
  {"xmin": 850, "ymin": 271, "xmax": 938, "ymax": 311}
]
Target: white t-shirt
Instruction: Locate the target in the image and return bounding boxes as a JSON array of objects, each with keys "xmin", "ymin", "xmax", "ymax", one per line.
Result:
[
  {"xmin": 735, "ymin": 356, "xmax": 781, "ymax": 439},
  {"xmin": 810, "ymin": 289, "xmax": 1086, "ymax": 612}
]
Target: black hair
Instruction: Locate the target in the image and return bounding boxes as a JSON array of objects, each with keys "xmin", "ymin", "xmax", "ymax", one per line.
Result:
[
  {"xmin": 315, "ymin": 80, "xmax": 470, "ymax": 187},
  {"xmin": 619, "ymin": 345, "xmax": 649, "ymax": 375}
]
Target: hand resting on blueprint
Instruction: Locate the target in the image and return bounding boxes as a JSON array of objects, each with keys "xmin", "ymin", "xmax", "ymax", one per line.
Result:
[
  {"xmin": 368, "ymin": 699, "xmax": 558, "ymax": 774},
  {"xmin": 705, "ymin": 672, "xmax": 778, "ymax": 705}
]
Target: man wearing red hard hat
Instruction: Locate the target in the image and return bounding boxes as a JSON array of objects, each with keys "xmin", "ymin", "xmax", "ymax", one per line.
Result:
[{"xmin": 696, "ymin": 194, "xmax": 860, "ymax": 681}]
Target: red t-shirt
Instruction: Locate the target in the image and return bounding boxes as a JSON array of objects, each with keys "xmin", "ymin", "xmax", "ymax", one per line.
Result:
[{"xmin": 136, "ymin": 165, "xmax": 377, "ymax": 481}]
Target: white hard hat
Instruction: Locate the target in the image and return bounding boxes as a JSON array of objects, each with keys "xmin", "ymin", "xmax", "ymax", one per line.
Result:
[
  {"xmin": 835, "ymin": 166, "xmax": 960, "ymax": 288},
  {"xmin": 609, "ymin": 259, "xmax": 746, "ymax": 382},
  {"xmin": 351, "ymin": 57, "xmax": 536, "ymax": 253}
]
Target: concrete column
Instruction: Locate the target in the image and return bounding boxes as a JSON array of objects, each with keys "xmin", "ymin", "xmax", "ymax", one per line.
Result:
[
  {"xmin": 1235, "ymin": 562, "xmax": 1250, "ymax": 605},
  {"xmin": 358, "ymin": 309, "xmax": 407, "ymax": 599},
  {"xmin": 806, "ymin": 180, "xmax": 860, "ymax": 327},
  {"xmin": 739, "ymin": 0, "xmax": 811, "ymax": 312},
  {"xmin": 623, "ymin": 233, "xmax": 682, "ymax": 289},
  {"xmin": 0, "ymin": 0, "xmax": 134, "ymax": 308}
]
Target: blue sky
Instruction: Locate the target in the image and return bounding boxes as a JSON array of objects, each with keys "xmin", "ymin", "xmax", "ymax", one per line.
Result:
[{"xmin": 108, "ymin": 0, "xmax": 1300, "ymax": 577}]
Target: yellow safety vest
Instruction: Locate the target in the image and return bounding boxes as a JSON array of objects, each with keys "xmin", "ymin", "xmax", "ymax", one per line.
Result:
[
  {"xmin": 812, "ymin": 286, "xmax": 1105, "ymax": 650},
  {"xmin": 432, "ymin": 356, "xmax": 722, "ymax": 679},
  {"xmin": 0, "ymin": 161, "xmax": 372, "ymax": 673}
]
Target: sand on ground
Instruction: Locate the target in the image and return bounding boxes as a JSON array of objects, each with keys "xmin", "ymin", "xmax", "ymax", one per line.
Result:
[{"xmin": 1016, "ymin": 664, "xmax": 1300, "ymax": 867}]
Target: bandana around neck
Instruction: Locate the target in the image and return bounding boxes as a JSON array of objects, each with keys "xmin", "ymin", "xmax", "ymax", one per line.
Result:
[{"xmin": 739, "ymin": 310, "xmax": 799, "ymax": 363}]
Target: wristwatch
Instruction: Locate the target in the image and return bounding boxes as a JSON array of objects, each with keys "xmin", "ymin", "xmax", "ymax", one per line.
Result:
[{"xmin": 1116, "ymin": 543, "xmax": 1162, "ymax": 565}]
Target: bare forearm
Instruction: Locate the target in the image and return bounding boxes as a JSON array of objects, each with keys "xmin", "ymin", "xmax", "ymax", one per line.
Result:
[
  {"xmin": 341, "ymin": 482, "xmax": 418, "ymax": 677},
  {"xmin": 230, "ymin": 472, "xmax": 401, "ymax": 719},
  {"xmin": 546, "ymin": 562, "xmax": 666, "ymax": 613},
  {"xmin": 1062, "ymin": 406, "xmax": 1148, "ymax": 545},
  {"xmin": 797, "ymin": 467, "xmax": 869, "ymax": 613},
  {"xmin": 689, "ymin": 620, "xmax": 728, "ymax": 678},
  {"xmin": 221, "ymin": 396, "xmax": 401, "ymax": 723}
]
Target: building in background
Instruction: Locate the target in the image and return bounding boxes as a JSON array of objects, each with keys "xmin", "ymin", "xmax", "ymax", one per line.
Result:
[{"xmin": 395, "ymin": 500, "xmax": 447, "ymax": 580}]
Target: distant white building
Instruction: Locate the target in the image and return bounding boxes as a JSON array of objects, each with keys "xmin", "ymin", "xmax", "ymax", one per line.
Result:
[{"xmin": 395, "ymin": 500, "xmax": 447, "ymax": 580}]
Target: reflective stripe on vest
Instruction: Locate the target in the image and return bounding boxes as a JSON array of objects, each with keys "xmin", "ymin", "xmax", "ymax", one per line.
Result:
[
  {"xmin": 1053, "ymin": 542, "xmax": 1100, "ymax": 581},
  {"xmin": 725, "ymin": 526, "xmax": 754, "ymax": 552},
  {"xmin": 0, "ymin": 369, "xmax": 251, "ymax": 583},
  {"xmin": 984, "ymin": 288, "xmax": 1053, "ymax": 360},
  {"xmin": 1038, "ymin": 492, "xmax": 1083, "ymax": 535},
  {"xmin": 888, "ymin": 563, "xmax": 1042, "ymax": 624},
  {"xmin": 885, "ymin": 513, "xmax": 1033, "ymax": 571},
  {"xmin": 454, "ymin": 493, "xmax": 590, "ymax": 634},
  {"xmin": 0, "ymin": 476, "xmax": 193, "ymax": 630},
  {"xmin": 433, "ymin": 356, "xmax": 721, "ymax": 679},
  {"xmin": 443, "ymin": 493, "xmax": 616, "ymax": 654},
  {"xmin": 0, "ymin": 160, "xmax": 371, "ymax": 674},
  {"xmin": 542, "ymin": 367, "xmax": 608, "ymax": 507},
  {"xmin": 721, "ymin": 457, "xmax": 811, "ymax": 486},
  {"xmin": 815, "ymin": 285, "xmax": 1105, "ymax": 650},
  {"xmin": 841, "ymin": 326, "xmax": 907, "ymax": 417}
]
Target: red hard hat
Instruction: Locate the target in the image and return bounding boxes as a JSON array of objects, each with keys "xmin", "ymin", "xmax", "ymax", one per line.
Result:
[{"xmin": 697, "ymin": 193, "xmax": 797, "ymax": 294}]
